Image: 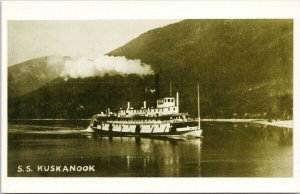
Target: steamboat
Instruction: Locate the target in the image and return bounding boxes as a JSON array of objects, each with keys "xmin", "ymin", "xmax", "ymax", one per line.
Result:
[{"xmin": 89, "ymin": 76, "xmax": 202, "ymax": 138}]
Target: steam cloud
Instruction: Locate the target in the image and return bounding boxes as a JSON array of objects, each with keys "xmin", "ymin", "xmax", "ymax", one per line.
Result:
[{"xmin": 60, "ymin": 55, "xmax": 153, "ymax": 79}]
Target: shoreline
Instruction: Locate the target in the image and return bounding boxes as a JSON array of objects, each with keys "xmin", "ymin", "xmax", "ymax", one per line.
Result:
[
  {"xmin": 201, "ymin": 118, "xmax": 293, "ymax": 128},
  {"xmin": 252, "ymin": 120, "xmax": 293, "ymax": 128}
]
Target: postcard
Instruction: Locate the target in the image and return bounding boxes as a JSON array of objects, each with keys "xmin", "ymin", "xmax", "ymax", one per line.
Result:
[{"xmin": 1, "ymin": 1, "xmax": 300, "ymax": 193}]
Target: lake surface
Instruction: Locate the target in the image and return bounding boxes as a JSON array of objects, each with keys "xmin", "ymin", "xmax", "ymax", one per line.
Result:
[{"xmin": 8, "ymin": 120, "xmax": 293, "ymax": 177}]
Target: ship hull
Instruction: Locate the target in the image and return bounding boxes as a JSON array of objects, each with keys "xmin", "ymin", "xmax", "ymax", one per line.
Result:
[{"xmin": 89, "ymin": 123, "xmax": 202, "ymax": 138}]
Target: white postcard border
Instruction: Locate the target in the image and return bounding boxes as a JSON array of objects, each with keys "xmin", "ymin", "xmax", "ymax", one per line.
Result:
[{"xmin": 1, "ymin": 1, "xmax": 300, "ymax": 193}]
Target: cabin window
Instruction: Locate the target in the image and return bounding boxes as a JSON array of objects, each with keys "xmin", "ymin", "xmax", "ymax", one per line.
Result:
[
  {"xmin": 168, "ymin": 108, "xmax": 170, "ymax": 111},
  {"xmin": 171, "ymin": 99, "xmax": 174, "ymax": 102},
  {"xmin": 173, "ymin": 108, "xmax": 175, "ymax": 111},
  {"xmin": 168, "ymin": 99, "xmax": 170, "ymax": 102}
]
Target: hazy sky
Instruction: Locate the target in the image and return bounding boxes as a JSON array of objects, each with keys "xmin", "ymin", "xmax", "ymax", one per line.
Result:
[{"xmin": 8, "ymin": 20, "xmax": 180, "ymax": 66}]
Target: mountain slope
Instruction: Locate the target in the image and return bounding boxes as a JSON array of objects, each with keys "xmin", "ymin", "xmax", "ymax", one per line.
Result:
[
  {"xmin": 8, "ymin": 56, "xmax": 70, "ymax": 98},
  {"xmin": 8, "ymin": 75, "xmax": 156, "ymax": 119},
  {"xmin": 8, "ymin": 19, "xmax": 293, "ymax": 119},
  {"xmin": 108, "ymin": 19, "xmax": 292, "ymax": 86}
]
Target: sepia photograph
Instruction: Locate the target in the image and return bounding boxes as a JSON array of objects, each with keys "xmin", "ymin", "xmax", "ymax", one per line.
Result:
[
  {"xmin": 1, "ymin": 1, "xmax": 300, "ymax": 193},
  {"xmin": 7, "ymin": 19, "xmax": 293, "ymax": 177}
]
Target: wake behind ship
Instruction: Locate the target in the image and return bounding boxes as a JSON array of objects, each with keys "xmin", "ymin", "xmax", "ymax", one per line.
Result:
[{"xmin": 89, "ymin": 75, "xmax": 202, "ymax": 138}]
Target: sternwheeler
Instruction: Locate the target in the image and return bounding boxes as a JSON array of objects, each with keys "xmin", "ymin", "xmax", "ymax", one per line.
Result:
[{"xmin": 89, "ymin": 76, "xmax": 202, "ymax": 138}]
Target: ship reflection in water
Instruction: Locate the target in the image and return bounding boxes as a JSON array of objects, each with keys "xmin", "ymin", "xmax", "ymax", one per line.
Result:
[
  {"xmin": 8, "ymin": 121, "xmax": 292, "ymax": 177},
  {"xmin": 89, "ymin": 137, "xmax": 201, "ymax": 177}
]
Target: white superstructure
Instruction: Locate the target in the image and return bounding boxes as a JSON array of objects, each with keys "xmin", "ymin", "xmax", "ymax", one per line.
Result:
[{"xmin": 118, "ymin": 91, "xmax": 180, "ymax": 117}]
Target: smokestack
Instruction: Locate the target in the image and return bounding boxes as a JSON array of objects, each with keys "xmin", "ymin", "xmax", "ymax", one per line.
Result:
[
  {"xmin": 143, "ymin": 101, "xmax": 147, "ymax": 109},
  {"xmin": 155, "ymin": 74, "xmax": 160, "ymax": 100},
  {"xmin": 127, "ymin": 101, "xmax": 130, "ymax": 110},
  {"xmin": 176, "ymin": 90, "xmax": 179, "ymax": 112}
]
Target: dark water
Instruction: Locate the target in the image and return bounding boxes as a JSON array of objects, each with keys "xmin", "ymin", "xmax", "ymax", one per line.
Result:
[{"xmin": 8, "ymin": 120, "xmax": 293, "ymax": 177}]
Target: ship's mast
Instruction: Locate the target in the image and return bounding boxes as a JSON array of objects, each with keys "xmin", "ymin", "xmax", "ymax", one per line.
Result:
[
  {"xmin": 197, "ymin": 84, "xmax": 201, "ymax": 129},
  {"xmin": 176, "ymin": 90, "xmax": 179, "ymax": 112}
]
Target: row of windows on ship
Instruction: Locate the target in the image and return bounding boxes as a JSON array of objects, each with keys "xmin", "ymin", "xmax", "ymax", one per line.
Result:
[
  {"xmin": 118, "ymin": 107, "xmax": 177, "ymax": 113},
  {"xmin": 106, "ymin": 115, "xmax": 186, "ymax": 122},
  {"xmin": 157, "ymin": 98, "xmax": 175, "ymax": 104}
]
